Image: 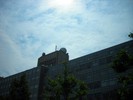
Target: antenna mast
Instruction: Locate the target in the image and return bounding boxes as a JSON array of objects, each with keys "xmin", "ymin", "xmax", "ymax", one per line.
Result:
[{"xmin": 55, "ymin": 45, "xmax": 57, "ymax": 51}]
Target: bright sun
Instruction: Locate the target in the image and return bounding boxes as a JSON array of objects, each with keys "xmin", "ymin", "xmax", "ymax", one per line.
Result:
[{"xmin": 48, "ymin": 0, "xmax": 75, "ymax": 12}]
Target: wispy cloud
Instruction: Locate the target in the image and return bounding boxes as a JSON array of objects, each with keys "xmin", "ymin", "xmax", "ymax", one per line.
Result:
[{"xmin": 0, "ymin": 0, "xmax": 133, "ymax": 76}]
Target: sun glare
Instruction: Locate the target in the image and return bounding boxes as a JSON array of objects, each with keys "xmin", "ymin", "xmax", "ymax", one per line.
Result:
[{"xmin": 48, "ymin": 0, "xmax": 75, "ymax": 12}]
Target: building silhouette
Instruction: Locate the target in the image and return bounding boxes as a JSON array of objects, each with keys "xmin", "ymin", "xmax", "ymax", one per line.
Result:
[{"xmin": 0, "ymin": 40, "xmax": 133, "ymax": 100}]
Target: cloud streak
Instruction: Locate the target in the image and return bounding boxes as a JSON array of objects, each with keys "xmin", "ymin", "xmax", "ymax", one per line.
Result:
[{"xmin": 0, "ymin": 0, "xmax": 133, "ymax": 76}]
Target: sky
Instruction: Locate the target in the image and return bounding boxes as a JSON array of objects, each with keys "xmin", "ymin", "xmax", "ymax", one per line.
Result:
[{"xmin": 0, "ymin": 0, "xmax": 133, "ymax": 77}]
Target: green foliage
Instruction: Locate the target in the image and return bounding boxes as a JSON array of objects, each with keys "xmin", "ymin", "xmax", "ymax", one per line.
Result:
[
  {"xmin": 44, "ymin": 63, "xmax": 88, "ymax": 100},
  {"xmin": 112, "ymin": 50, "xmax": 133, "ymax": 73},
  {"xmin": 44, "ymin": 77, "xmax": 62, "ymax": 100},
  {"xmin": 128, "ymin": 32, "xmax": 133, "ymax": 39},
  {"xmin": 117, "ymin": 73, "xmax": 133, "ymax": 100},
  {"xmin": 9, "ymin": 74, "xmax": 30, "ymax": 100},
  {"xmin": 75, "ymin": 81, "xmax": 88, "ymax": 100},
  {"xmin": 112, "ymin": 34, "xmax": 133, "ymax": 99}
]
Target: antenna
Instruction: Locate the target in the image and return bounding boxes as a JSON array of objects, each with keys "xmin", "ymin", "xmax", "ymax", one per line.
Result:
[{"xmin": 55, "ymin": 45, "xmax": 57, "ymax": 51}]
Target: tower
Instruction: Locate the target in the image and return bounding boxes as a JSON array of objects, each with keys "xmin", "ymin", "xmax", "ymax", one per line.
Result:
[{"xmin": 37, "ymin": 48, "xmax": 69, "ymax": 67}]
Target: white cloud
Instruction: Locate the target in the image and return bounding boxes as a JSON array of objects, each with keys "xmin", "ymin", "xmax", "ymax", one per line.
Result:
[
  {"xmin": 0, "ymin": 30, "xmax": 37, "ymax": 77},
  {"xmin": 0, "ymin": 0, "xmax": 133, "ymax": 76}
]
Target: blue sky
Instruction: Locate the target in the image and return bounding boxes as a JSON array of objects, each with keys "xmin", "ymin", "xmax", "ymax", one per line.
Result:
[{"xmin": 0, "ymin": 0, "xmax": 133, "ymax": 77}]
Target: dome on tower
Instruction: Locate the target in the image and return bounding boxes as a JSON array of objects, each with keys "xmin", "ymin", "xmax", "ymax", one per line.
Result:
[{"xmin": 60, "ymin": 48, "xmax": 67, "ymax": 53}]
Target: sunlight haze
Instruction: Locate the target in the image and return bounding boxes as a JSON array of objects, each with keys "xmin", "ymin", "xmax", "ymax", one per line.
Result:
[{"xmin": 0, "ymin": 0, "xmax": 133, "ymax": 76}]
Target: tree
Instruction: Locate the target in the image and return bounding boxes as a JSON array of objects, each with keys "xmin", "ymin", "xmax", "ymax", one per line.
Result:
[
  {"xmin": 75, "ymin": 81, "xmax": 88, "ymax": 100},
  {"xmin": 111, "ymin": 34, "xmax": 133, "ymax": 100},
  {"xmin": 44, "ymin": 63, "xmax": 88, "ymax": 100},
  {"xmin": 128, "ymin": 32, "xmax": 133, "ymax": 39},
  {"xmin": 44, "ymin": 77, "xmax": 62, "ymax": 100},
  {"xmin": 117, "ymin": 73, "xmax": 133, "ymax": 100},
  {"xmin": 112, "ymin": 50, "xmax": 133, "ymax": 73},
  {"xmin": 111, "ymin": 48, "xmax": 133, "ymax": 100},
  {"xmin": 9, "ymin": 74, "xmax": 30, "ymax": 100}
]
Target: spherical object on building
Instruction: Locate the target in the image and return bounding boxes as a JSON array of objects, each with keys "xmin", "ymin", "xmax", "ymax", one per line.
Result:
[
  {"xmin": 60, "ymin": 48, "xmax": 67, "ymax": 53},
  {"xmin": 42, "ymin": 52, "xmax": 45, "ymax": 56}
]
